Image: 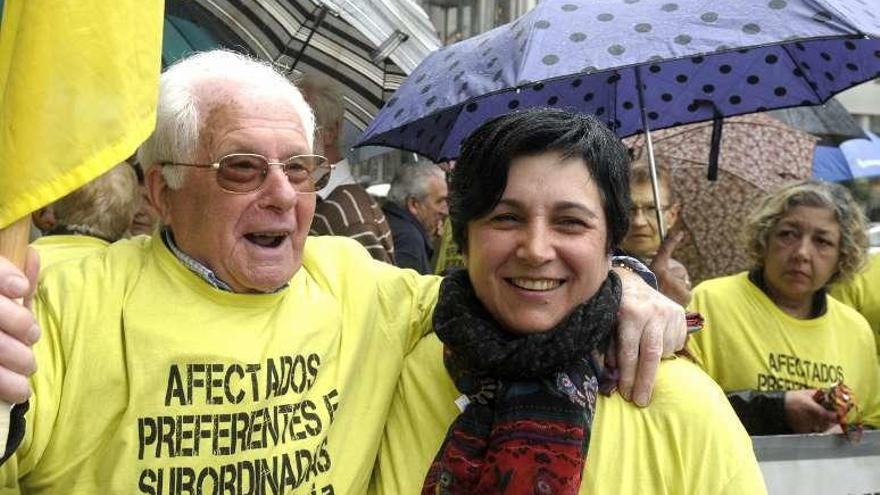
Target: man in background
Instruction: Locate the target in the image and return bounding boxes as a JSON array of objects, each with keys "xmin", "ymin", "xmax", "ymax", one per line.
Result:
[
  {"xmin": 383, "ymin": 162, "xmax": 448, "ymax": 274},
  {"xmin": 620, "ymin": 159, "xmax": 692, "ymax": 306},
  {"xmin": 298, "ymin": 73, "xmax": 395, "ymax": 264}
]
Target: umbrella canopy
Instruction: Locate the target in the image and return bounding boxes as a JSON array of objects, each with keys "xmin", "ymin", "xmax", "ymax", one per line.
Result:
[
  {"xmin": 357, "ymin": 0, "xmax": 880, "ymax": 161},
  {"xmin": 814, "ymin": 131, "xmax": 880, "ymax": 180},
  {"xmin": 163, "ymin": 14, "xmax": 219, "ymax": 67},
  {"xmin": 813, "ymin": 144, "xmax": 854, "ymax": 181},
  {"xmin": 770, "ymin": 97, "xmax": 866, "ymax": 141},
  {"xmin": 168, "ymin": 0, "xmax": 441, "ymax": 130},
  {"xmin": 627, "ymin": 114, "xmax": 817, "ymax": 284}
]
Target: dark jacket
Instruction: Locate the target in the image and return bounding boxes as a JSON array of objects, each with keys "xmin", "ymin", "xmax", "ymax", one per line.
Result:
[{"xmin": 382, "ymin": 202, "xmax": 433, "ymax": 274}]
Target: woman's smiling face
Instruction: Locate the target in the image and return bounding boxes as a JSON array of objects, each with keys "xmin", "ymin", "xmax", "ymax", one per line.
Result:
[{"xmin": 465, "ymin": 151, "xmax": 611, "ymax": 335}]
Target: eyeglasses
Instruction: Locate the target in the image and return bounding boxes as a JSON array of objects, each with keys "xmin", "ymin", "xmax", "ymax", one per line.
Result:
[{"xmin": 160, "ymin": 153, "xmax": 331, "ymax": 193}]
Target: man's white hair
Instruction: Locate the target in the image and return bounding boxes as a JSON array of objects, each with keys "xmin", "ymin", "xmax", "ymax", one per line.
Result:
[
  {"xmin": 387, "ymin": 161, "xmax": 446, "ymax": 207},
  {"xmin": 137, "ymin": 50, "xmax": 316, "ymax": 189}
]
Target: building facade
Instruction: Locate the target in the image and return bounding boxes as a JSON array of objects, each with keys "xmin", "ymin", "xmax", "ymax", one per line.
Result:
[
  {"xmin": 838, "ymin": 80, "xmax": 880, "ymax": 134},
  {"xmin": 350, "ymin": 0, "xmax": 539, "ymax": 185}
]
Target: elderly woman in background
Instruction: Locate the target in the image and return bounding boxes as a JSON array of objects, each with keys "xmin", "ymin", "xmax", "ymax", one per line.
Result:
[
  {"xmin": 369, "ymin": 109, "xmax": 765, "ymax": 495},
  {"xmin": 31, "ymin": 161, "xmax": 140, "ymax": 269},
  {"xmin": 689, "ymin": 180, "xmax": 880, "ymax": 435}
]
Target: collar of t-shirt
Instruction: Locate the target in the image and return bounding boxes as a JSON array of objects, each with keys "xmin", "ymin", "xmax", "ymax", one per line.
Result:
[
  {"xmin": 161, "ymin": 227, "xmax": 288, "ymax": 294},
  {"xmin": 747, "ymin": 268, "xmax": 826, "ymax": 318}
]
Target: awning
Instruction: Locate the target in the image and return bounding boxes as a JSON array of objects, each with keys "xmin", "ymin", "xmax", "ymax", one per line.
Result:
[{"xmin": 168, "ymin": 0, "xmax": 442, "ymax": 130}]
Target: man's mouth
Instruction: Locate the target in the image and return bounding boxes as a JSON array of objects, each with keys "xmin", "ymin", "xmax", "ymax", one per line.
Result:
[
  {"xmin": 244, "ymin": 231, "xmax": 290, "ymax": 248},
  {"xmin": 507, "ymin": 278, "xmax": 564, "ymax": 291}
]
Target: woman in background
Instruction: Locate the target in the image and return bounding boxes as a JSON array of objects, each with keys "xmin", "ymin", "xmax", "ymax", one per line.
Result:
[{"xmin": 689, "ymin": 180, "xmax": 880, "ymax": 434}]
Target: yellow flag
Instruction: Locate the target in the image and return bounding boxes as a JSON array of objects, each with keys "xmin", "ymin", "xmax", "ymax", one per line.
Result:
[{"xmin": 0, "ymin": 1, "xmax": 164, "ymax": 228}]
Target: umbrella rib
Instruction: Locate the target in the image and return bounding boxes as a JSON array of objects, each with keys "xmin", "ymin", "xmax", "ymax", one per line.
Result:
[
  {"xmin": 202, "ymin": 0, "xmax": 274, "ymax": 59},
  {"xmin": 779, "ymin": 44, "xmax": 824, "ymax": 103}
]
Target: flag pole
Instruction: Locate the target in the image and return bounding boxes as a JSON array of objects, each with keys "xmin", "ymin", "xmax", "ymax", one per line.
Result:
[
  {"xmin": 0, "ymin": 216, "xmax": 29, "ymax": 450},
  {"xmin": 0, "ymin": 218, "xmax": 29, "ymax": 270}
]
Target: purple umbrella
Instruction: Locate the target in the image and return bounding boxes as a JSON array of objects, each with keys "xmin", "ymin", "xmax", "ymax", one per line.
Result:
[{"xmin": 355, "ymin": 0, "xmax": 880, "ymax": 232}]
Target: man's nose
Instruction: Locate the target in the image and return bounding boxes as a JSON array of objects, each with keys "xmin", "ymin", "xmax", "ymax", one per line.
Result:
[
  {"xmin": 258, "ymin": 166, "xmax": 298, "ymax": 210},
  {"xmin": 631, "ymin": 208, "xmax": 650, "ymax": 227}
]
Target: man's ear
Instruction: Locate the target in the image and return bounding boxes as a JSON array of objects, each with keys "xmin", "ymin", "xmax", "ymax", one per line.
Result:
[
  {"xmin": 322, "ymin": 121, "xmax": 341, "ymax": 149},
  {"xmin": 145, "ymin": 166, "xmax": 175, "ymax": 225},
  {"xmin": 406, "ymin": 196, "xmax": 421, "ymax": 217},
  {"xmin": 31, "ymin": 206, "xmax": 57, "ymax": 233}
]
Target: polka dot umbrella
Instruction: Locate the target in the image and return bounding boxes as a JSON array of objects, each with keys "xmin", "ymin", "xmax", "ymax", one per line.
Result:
[{"xmin": 355, "ymin": 0, "xmax": 880, "ymax": 223}]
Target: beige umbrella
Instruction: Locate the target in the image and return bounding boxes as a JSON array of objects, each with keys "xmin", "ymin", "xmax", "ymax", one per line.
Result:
[{"xmin": 626, "ymin": 113, "xmax": 817, "ymax": 284}]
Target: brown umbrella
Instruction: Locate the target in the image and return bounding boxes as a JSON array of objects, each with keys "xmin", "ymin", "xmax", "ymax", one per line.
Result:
[{"xmin": 626, "ymin": 114, "xmax": 817, "ymax": 284}]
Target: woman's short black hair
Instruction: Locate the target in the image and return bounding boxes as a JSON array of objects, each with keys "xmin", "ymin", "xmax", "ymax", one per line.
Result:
[{"xmin": 449, "ymin": 108, "xmax": 631, "ymax": 252}]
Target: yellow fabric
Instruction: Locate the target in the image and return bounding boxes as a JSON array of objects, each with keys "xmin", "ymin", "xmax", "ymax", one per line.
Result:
[
  {"xmin": 369, "ymin": 335, "xmax": 766, "ymax": 495},
  {"xmin": 830, "ymin": 253, "xmax": 880, "ymax": 356},
  {"xmin": 2, "ymin": 235, "xmax": 439, "ymax": 494},
  {"xmin": 0, "ymin": 1, "xmax": 163, "ymax": 228},
  {"xmin": 688, "ymin": 272, "xmax": 880, "ymax": 428},
  {"xmin": 30, "ymin": 235, "xmax": 109, "ymax": 270},
  {"xmin": 432, "ymin": 218, "xmax": 463, "ymax": 275}
]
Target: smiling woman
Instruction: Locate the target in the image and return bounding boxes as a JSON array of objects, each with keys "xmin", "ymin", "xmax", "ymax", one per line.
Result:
[
  {"xmin": 689, "ymin": 180, "xmax": 880, "ymax": 435},
  {"xmin": 369, "ymin": 109, "xmax": 766, "ymax": 495}
]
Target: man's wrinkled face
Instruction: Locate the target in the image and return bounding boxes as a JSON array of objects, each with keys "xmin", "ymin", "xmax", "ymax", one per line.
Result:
[
  {"xmin": 410, "ymin": 174, "xmax": 449, "ymax": 239},
  {"xmin": 158, "ymin": 92, "xmax": 315, "ymax": 293},
  {"xmin": 620, "ymin": 180, "xmax": 679, "ymax": 259}
]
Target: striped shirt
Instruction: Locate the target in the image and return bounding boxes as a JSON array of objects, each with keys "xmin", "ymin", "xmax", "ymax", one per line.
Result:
[{"xmin": 310, "ymin": 184, "xmax": 395, "ymax": 264}]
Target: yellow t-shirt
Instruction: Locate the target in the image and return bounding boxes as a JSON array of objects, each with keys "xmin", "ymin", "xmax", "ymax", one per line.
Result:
[
  {"xmin": 369, "ymin": 335, "xmax": 766, "ymax": 495},
  {"xmin": 688, "ymin": 272, "xmax": 880, "ymax": 428},
  {"xmin": 830, "ymin": 253, "xmax": 880, "ymax": 356},
  {"xmin": 3, "ymin": 235, "xmax": 440, "ymax": 494},
  {"xmin": 30, "ymin": 234, "xmax": 109, "ymax": 270}
]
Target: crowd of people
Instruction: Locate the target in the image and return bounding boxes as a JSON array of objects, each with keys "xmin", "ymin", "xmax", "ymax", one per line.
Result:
[{"xmin": 0, "ymin": 47, "xmax": 876, "ymax": 493}]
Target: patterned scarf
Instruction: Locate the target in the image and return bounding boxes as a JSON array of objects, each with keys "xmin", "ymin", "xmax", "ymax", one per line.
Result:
[{"xmin": 423, "ymin": 269, "xmax": 622, "ymax": 495}]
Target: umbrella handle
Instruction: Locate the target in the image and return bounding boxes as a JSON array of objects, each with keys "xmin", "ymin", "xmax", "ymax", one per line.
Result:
[{"xmin": 0, "ymin": 217, "xmax": 31, "ymax": 454}]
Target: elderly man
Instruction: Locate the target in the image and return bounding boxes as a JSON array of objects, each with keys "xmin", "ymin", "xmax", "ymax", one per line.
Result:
[
  {"xmin": 383, "ymin": 162, "xmax": 449, "ymax": 274},
  {"xmin": 620, "ymin": 158, "xmax": 692, "ymax": 306},
  {"xmin": 0, "ymin": 50, "xmax": 684, "ymax": 493},
  {"xmin": 298, "ymin": 73, "xmax": 395, "ymax": 264}
]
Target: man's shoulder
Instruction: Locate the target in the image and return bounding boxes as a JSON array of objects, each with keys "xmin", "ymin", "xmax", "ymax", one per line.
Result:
[
  {"xmin": 303, "ymin": 236, "xmax": 393, "ymax": 279},
  {"xmin": 313, "ymin": 184, "xmax": 384, "ymax": 232},
  {"xmin": 304, "ymin": 234, "xmax": 371, "ymax": 257},
  {"xmin": 39, "ymin": 236, "xmax": 151, "ymax": 283},
  {"xmin": 317, "ymin": 184, "xmax": 376, "ymax": 212}
]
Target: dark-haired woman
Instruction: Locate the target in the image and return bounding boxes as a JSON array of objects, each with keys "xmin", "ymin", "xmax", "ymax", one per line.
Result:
[{"xmin": 369, "ymin": 109, "xmax": 765, "ymax": 495}]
